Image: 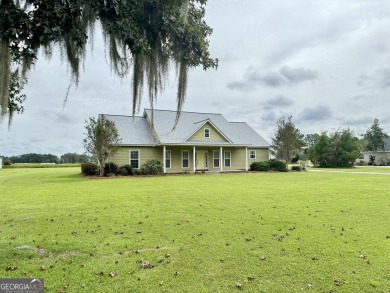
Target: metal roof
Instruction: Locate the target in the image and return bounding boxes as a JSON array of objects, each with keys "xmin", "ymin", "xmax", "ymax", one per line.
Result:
[
  {"xmin": 103, "ymin": 109, "xmax": 270, "ymax": 147},
  {"xmin": 102, "ymin": 114, "xmax": 157, "ymax": 145}
]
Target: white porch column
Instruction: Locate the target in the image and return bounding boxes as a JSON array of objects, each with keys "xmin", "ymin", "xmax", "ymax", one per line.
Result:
[
  {"xmin": 193, "ymin": 146, "xmax": 196, "ymax": 173},
  {"xmin": 220, "ymin": 146, "xmax": 223, "ymax": 172},
  {"xmin": 163, "ymin": 145, "xmax": 166, "ymax": 174},
  {"xmin": 245, "ymin": 147, "xmax": 248, "ymax": 171}
]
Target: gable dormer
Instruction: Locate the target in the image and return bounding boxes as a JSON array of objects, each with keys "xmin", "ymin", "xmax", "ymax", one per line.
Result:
[{"xmin": 186, "ymin": 121, "xmax": 230, "ymax": 142}]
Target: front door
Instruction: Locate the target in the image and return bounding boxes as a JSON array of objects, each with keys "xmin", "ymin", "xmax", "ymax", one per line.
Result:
[{"xmin": 196, "ymin": 151, "xmax": 208, "ymax": 170}]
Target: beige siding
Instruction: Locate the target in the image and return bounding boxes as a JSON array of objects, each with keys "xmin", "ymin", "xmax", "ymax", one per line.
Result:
[
  {"xmin": 188, "ymin": 122, "xmax": 228, "ymax": 142},
  {"xmin": 111, "ymin": 146, "xmax": 163, "ymax": 167},
  {"xmin": 248, "ymin": 148, "xmax": 269, "ymax": 164},
  {"xmin": 111, "ymin": 145, "xmax": 269, "ymax": 173},
  {"xmin": 165, "ymin": 147, "xmax": 194, "ymax": 173}
]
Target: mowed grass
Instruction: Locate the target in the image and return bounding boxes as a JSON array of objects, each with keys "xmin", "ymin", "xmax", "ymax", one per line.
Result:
[
  {"xmin": 307, "ymin": 166, "xmax": 390, "ymax": 173},
  {"xmin": 0, "ymin": 168, "xmax": 389, "ymax": 292}
]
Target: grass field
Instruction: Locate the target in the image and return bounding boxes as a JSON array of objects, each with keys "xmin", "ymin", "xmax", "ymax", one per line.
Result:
[
  {"xmin": 0, "ymin": 168, "xmax": 389, "ymax": 292},
  {"xmin": 307, "ymin": 166, "xmax": 390, "ymax": 174}
]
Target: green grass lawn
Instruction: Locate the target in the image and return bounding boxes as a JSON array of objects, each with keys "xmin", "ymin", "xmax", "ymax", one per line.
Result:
[
  {"xmin": 0, "ymin": 168, "xmax": 389, "ymax": 292},
  {"xmin": 307, "ymin": 166, "xmax": 390, "ymax": 173}
]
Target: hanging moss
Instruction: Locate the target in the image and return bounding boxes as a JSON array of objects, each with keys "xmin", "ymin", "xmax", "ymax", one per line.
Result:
[{"xmin": 0, "ymin": 1, "xmax": 218, "ymax": 126}]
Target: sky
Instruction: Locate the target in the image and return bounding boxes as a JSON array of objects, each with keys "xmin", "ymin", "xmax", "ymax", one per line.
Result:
[{"xmin": 1, "ymin": 0, "xmax": 390, "ymax": 157}]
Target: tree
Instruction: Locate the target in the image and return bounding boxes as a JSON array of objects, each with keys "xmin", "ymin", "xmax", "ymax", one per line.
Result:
[
  {"xmin": 308, "ymin": 129, "xmax": 360, "ymax": 168},
  {"xmin": 8, "ymin": 153, "xmax": 59, "ymax": 163},
  {"xmin": 60, "ymin": 152, "xmax": 94, "ymax": 163},
  {"xmin": 4, "ymin": 71, "xmax": 26, "ymax": 127},
  {"xmin": 363, "ymin": 118, "xmax": 389, "ymax": 152},
  {"xmin": 0, "ymin": 1, "xmax": 218, "ymax": 125},
  {"xmin": 304, "ymin": 133, "xmax": 320, "ymax": 148},
  {"xmin": 271, "ymin": 116, "xmax": 305, "ymax": 162},
  {"xmin": 83, "ymin": 115, "xmax": 121, "ymax": 176}
]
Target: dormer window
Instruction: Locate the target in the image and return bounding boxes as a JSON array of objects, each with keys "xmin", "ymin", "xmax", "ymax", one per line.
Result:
[{"xmin": 204, "ymin": 128, "xmax": 210, "ymax": 138}]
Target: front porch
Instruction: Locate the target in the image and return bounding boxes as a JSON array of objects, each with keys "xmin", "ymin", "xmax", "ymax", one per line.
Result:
[{"xmin": 162, "ymin": 145, "xmax": 250, "ymax": 174}]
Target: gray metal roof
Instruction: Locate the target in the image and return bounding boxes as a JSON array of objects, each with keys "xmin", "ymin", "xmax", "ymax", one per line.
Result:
[
  {"xmin": 103, "ymin": 109, "xmax": 270, "ymax": 147},
  {"xmin": 102, "ymin": 114, "xmax": 157, "ymax": 145}
]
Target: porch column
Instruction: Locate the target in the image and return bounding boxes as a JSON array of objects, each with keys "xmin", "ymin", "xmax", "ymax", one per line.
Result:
[
  {"xmin": 163, "ymin": 145, "xmax": 166, "ymax": 174},
  {"xmin": 245, "ymin": 147, "xmax": 248, "ymax": 171},
  {"xmin": 193, "ymin": 146, "xmax": 196, "ymax": 173},
  {"xmin": 220, "ymin": 146, "xmax": 223, "ymax": 172}
]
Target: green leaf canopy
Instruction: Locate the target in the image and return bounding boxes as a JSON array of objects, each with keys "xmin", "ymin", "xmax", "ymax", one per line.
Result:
[{"xmin": 0, "ymin": 0, "xmax": 217, "ymax": 124}]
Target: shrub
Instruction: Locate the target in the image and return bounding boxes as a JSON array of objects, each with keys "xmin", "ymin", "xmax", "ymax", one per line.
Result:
[
  {"xmin": 123, "ymin": 164, "xmax": 133, "ymax": 176},
  {"xmin": 104, "ymin": 162, "xmax": 118, "ymax": 176},
  {"xmin": 356, "ymin": 160, "xmax": 366, "ymax": 166},
  {"xmin": 268, "ymin": 159, "xmax": 288, "ymax": 172},
  {"xmin": 81, "ymin": 162, "xmax": 99, "ymax": 176},
  {"xmin": 250, "ymin": 161, "xmax": 270, "ymax": 172},
  {"xmin": 291, "ymin": 166, "xmax": 304, "ymax": 171},
  {"xmin": 139, "ymin": 160, "xmax": 163, "ymax": 175},
  {"xmin": 117, "ymin": 166, "xmax": 128, "ymax": 176},
  {"xmin": 291, "ymin": 155, "xmax": 299, "ymax": 164},
  {"xmin": 3, "ymin": 158, "xmax": 12, "ymax": 166},
  {"xmin": 117, "ymin": 164, "xmax": 133, "ymax": 176}
]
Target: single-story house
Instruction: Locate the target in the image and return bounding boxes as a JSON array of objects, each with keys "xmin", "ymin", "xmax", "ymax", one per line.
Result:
[
  {"xmin": 104, "ymin": 109, "xmax": 270, "ymax": 173},
  {"xmin": 356, "ymin": 138, "xmax": 390, "ymax": 165}
]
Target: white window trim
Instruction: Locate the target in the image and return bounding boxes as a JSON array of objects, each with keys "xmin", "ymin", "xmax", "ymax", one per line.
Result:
[
  {"xmin": 249, "ymin": 150, "xmax": 256, "ymax": 159},
  {"xmin": 182, "ymin": 150, "xmax": 190, "ymax": 168},
  {"xmin": 129, "ymin": 149, "xmax": 140, "ymax": 169},
  {"xmin": 166, "ymin": 150, "xmax": 171, "ymax": 169},
  {"xmin": 224, "ymin": 150, "xmax": 231, "ymax": 168},
  {"xmin": 204, "ymin": 128, "xmax": 210, "ymax": 138},
  {"xmin": 213, "ymin": 150, "xmax": 220, "ymax": 168}
]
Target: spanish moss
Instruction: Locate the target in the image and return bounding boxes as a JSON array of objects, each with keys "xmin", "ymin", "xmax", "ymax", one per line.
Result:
[{"xmin": 0, "ymin": 0, "xmax": 218, "ymax": 127}]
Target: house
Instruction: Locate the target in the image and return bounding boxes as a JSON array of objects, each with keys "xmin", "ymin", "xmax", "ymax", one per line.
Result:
[
  {"xmin": 357, "ymin": 138, "xmax": 390, "ymax": 165},
  {"xmin": 104, "ymin": 109, "xmax": 270, "ymax": 173}
]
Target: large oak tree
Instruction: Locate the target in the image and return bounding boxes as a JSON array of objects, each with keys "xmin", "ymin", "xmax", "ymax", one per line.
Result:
[{"xmin": 0, "ymin": 0, "xmax": 217, "ymax": 124}]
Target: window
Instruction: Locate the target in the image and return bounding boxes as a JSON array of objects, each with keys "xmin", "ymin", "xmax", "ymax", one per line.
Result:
[
  {"xmin": 204, "ymin": 128, "xmax": 210, "ymax": 138},
  {"xmin": 359, "ymin": 153, "xmax": 364, "ymax": 160},
  {"xmin": 249, "ymin": 150, "xmax": 256, "ymax": 159},
  {"xmin": 224, "ymin": 150, "xmax": 231, "ymax": 167},
  {"xmin": 130, "ymin": 150, "xmax": 140, "ymax": 169},
  {"xmin": 182, "ymin": 150, "xmax": 189, "ymax": 168},
  {"xmin": 166, "ymin": 150, "xmax": 171, "ymax": 168},
  {"xmin": 213, "ymin": 150, "xmax": 220, "ymax": 168}
]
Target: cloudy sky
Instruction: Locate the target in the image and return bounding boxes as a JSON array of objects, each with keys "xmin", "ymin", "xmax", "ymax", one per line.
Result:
[{"xmin": 2, "ymin": 0, "xmax": 390, "ymax": 156}]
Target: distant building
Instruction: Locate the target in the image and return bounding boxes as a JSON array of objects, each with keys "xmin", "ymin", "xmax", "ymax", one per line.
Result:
[{"xmin": 357, "ymin": 138, "xmax": 390, "ymax": 165}]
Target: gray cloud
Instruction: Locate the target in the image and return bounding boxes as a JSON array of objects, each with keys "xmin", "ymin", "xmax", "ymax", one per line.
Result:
[
  {"xmin": 228, "ymin": 66, "xmax": 318, "ymax": 91},
  {"xmin": 264, "ymin": 95, "xmax": 295, "ymax": 110},
  {"xmin": 357, "ymin": 68, "xmax": 390, "ymax": 88},
  {"xmin": 300, "ymin": 105, "xmax": 333, "ymax": 122},
  {"xmin": 226, "ymin": 81, "xmax": 255, "ymax": 91},
  {"xmin": 279, "ymin": 66, "xmax": 318, "ymax": 84}
]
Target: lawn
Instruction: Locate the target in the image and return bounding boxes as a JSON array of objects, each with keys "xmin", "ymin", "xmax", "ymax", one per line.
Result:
[
  {"xmin": 306, "ymin": 166, "xmax": 390, "ymax": 174},
  {"xmin": 0, "ymin": 168, "xmax": 389, "ymax": 292}
]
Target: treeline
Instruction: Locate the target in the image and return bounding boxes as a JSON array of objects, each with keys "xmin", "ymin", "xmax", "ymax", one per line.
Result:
[
  {"xmin": 272, "ymin": 117, "xmax": 389, "ymax": 168},
  {"xmin": 1, "ymin": 153, "xmax": 95, "ymax": 164}
]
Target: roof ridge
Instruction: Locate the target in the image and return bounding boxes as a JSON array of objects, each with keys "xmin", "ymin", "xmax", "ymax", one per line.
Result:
[
  {"xmin": 144, "ymin": 108, "xmax": 223, "ymax": 116},
  {"xmin": 101, "ymin": 114, "xmax": 144, "ymax": 118}
]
